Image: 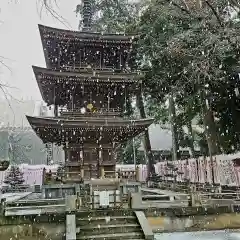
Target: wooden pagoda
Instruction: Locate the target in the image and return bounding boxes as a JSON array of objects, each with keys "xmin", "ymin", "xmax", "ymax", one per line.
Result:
[{"xmin": 26, "ymin": 2, "xmax": 153, "ymax": 183}]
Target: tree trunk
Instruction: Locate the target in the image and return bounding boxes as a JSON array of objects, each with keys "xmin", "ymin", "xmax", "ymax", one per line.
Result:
[
  {"xmin": 186, "ymin": 120, "xmax": 195, "ymax": 158},
  {"xmin": 200, "ymin": 89, "xmax": 220, "ymax": 156},
  {"xmin": 200, "ymin": 88, "xmax": 220, "ymax": 184},
  {"xmin": 136, "ymin": 91, "xmax": 155, "ymax": 178},
  {"xmin": 169, "ymin": 93, "xmax": 180, "ymax": 161},
  {"xmin": 186, "ymin": 120, "xmax": 198, "ymax": 181}
]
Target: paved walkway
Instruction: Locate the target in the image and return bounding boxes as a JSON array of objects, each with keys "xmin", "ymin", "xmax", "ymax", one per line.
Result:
[{"xmin": 155, "ymin": 230, "xmax": 240, "ymax": 240}]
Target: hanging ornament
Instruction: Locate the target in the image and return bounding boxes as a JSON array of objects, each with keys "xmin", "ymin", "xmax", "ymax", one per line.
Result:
[
  {"xmin": 87, "ymin": 103, "xmax": 93, "ymax": 110},
  {"xmin": 92, "ymin": 107, "xmax": 97, "ymax": 113}
]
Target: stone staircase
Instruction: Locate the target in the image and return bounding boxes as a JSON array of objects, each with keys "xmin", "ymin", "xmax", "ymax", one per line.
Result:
[{"xmin": 76, "ymin": 210, "xmax": 145, "ymax": 240}]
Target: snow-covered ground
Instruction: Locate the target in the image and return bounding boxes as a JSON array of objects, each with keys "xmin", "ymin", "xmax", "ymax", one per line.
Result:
[{"xmin": 155, "ymin": 230, "xmax": 240, "ymax": 240}]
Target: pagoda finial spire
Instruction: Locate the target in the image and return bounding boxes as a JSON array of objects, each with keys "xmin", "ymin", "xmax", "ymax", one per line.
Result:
[{"xmin": 82, "ymin": 0, "xmax": 93, "ymax": 31}]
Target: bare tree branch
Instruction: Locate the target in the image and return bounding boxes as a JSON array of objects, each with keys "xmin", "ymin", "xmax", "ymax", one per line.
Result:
[
  {"xmin": 36, "ymin": 0, "xmax": 71, "ymax": 29},
  {"xmin": 169, "ymin": 0, "xmax": 191, "ymax": 14},
  {"xmin": 204, "ymin": 0, "xmax": 223, "ymax": 26}
]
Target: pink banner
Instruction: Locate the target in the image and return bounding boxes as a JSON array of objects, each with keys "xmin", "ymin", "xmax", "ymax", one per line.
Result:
[{"xmin": 188, "ymin": 159, "xmax": 198, "ymax": 183}]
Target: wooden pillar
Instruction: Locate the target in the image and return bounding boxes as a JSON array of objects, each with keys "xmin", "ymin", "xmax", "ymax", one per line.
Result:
[
  {"xmin": 79, "ymin": 48, "xmax": 81, "ymax": 68},
  {"xmin": 89, "ymin": 164, "xmax": 92, "ymax": 179},
  {"xmin": 42, "ymin": 168, "xmax": 46, "ymax": 185},
  {"xmin": 111, "ymin": 143, "xmax": 116, "ymax": 177},
  {"xmin": 99, "ymin": 50, "xmax": 102, "ymax": 68},
  {"xmin": 96, "ymin": 147, "xmax": 99, "ymax": 178},
  {"xmin": 58, "ymin": 47, "xmax": 61, "ymax": 68},
  {"xmin": 67, "ymin": 150, "xmax": 71, "ymax": 162},
  {"xmin": 98, "ymin": 131, "xmax": 103, "ymax": 178},
  {"xmin": 119, "ymin": 51, "xmax": 122, "ymax": 70},
  {"xmin": 99, "ymin": 148, "xmax": 103, "ymax": 178},
  {"xmin": 54, "ymin": 104, "xmax": 58, "ymax": 117}
]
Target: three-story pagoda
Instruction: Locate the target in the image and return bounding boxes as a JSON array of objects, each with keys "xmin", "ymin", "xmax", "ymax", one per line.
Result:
[{"xmin": 27, "ymin": 1, "xmax": 153, "ymax": 184}]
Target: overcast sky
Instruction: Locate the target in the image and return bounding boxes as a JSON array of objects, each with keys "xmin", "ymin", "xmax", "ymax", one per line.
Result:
[{"xmin": 0, "ymin": 0, "xmax": 80, "ymax": 100}]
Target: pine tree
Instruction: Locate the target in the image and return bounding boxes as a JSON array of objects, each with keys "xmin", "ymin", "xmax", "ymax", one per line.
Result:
[
  {"xmin": 76, "ymin": 0, "xmax": 142, "ymax": 33},
  {"xmin": 4, "ymin": 166, "xmax": 25, "ymax": 191}
]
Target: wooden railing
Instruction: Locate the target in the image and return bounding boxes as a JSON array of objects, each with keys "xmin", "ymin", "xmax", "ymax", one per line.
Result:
[
  {"xmin": 59, "ymin": 107, "xmax": 122, "ymax": 117},
  {"xmin": 140, "ymin": 191, "xmax": 240, "ymax": 208},
  {"xmin": 43, "ymin": 167, "xmax": 141, "ymax": 184},
  {"xmin": 149, "ymin": 181, "xmax": 221, "ymax": 193},
  {"xmin": 6, "ymin": 198, "xmax": 65, "ymax": 207},
  {"xmin": 3, "ymin": 190, "xmax": 240, "ymax": 216},
  {"xmin": 63, "ymin": 65, "xmax": 115, "ymax": 72},
  {"xmin": 101, "ymin": 168, "xmax": 140, "ymax": 181},
  {"xmin": 77, "ymin": 191, "xmax": 128, "ymax": 209}
]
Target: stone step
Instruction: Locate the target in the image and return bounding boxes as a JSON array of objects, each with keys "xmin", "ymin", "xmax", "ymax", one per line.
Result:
[
  {"xmin": 77, "ymin": 231, "xmax": 144, "ymax": 240},
  {"xmin": 78, "ymin": 223, "xmax": 141, "ymax": 235},
  {"xmin": 77, "ymin": 209, "xmax": 135, "ymax": 218},
  {"xmin": 76, "ymin": 215, "xmax": 137, "ymax": 226}
]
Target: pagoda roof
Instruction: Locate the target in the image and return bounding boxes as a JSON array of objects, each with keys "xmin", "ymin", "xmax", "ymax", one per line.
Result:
[
  {"xmin": 26, "ymin": 115, "xmax": 153, "ymax": 144},
  {"xmin": 39, "ymin": 24, "xmax": 137, "ymax": 70},
  {"xmin": 39, "ymin": 24, "xmax": 136, "ymax": 43},
  {"xmin": 33, "ymin": 66, "xmax": 142, "ymax": 105}
]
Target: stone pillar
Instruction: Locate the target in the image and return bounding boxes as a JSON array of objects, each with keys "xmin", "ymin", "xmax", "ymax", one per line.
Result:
[
  {"xmin": 81, "ymin": 169, "xmax": 84, "ymax": 178},
  {"xmin": 65, "ymin": 195, "xmax": 77, "ymax": 213},
  {"xmin": 188, "ymin": 193, "xmax": 196, "ymax": 207},
  {"xmin": 136, "ymin": 166, "xmax": 139, "ymax": 181},
  {"xmin": 101, "ymin": 167, "xmax": 105, "ymax": 178},
  {"xmin": 66, "ymin": 214, "xmax": 76, "ymax": 240},
  {"xmin": 131, "ymin": 192, "xmax": 142, "ymax": 209}
]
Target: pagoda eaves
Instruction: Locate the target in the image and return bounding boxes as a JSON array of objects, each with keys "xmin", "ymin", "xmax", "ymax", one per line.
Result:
[
  {"xmin": 39, "ymin": 24, "xmax": 136, "ymax": 42},
  {"xmin": 33, "ymin": 66, "xmax": 143, "ymax": 106},
  {"xmin": 39, "ymin": 24, "xmax": 137, "ymax": 71},
  {"xmin": 26, "ymin": 115, "xmax": 153, "ymax": 144}
]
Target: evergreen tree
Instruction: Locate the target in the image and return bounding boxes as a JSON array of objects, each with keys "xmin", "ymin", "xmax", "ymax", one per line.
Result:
[
  {"xmin": 4, "ymin": 166, "xmax": 25, "ymax": 191},
  {"xmin": 76, "ymin": 0, "xmax": 143, "ymax": 33},
  {"xmin": 118, "ymin": 138, "xmax": 142, "ymax": 164},
  {"xmin": 138, "ymin": 0, "xmax": 240, "ymax": 155}
]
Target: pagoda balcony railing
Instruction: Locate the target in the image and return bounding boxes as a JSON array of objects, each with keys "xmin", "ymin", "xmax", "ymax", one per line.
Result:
[
  {"xmin": 62, "ymin": 65, "xmax": 120, "ymax": 73},
  {"xmin": 61, "ymin": 171, "xmax": 83, "ymax": 183},
  {"xmin": 59, "ymin": 107, "xmax": 122, "ymax": 117}
]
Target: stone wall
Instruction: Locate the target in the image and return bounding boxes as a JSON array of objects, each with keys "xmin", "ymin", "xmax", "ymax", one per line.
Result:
[
  {"xmin": 0, "ymin": 223, "xmax": 65, "ymax": 240},
  {"xmin": 2, "ymin": 213, "xmax": 240, "ymax": 237},
  {"xmin": 147, "ymin": 213, "xmax": 240, "ymax": 232},
  {"xmin": 0, "ymin": 206, "xmax": 238, "ymax": 238}
]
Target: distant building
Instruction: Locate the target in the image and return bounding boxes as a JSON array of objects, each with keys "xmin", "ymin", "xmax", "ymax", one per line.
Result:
[{"xmin": 0, "ymin": 99, "xmax": 63, "ymax": 164}]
